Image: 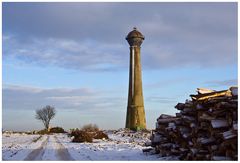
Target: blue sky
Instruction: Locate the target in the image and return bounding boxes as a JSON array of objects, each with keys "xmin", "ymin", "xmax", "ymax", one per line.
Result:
[{"xmin": 2, "ymin": 2, "xmax": 238, "ymax": 131}]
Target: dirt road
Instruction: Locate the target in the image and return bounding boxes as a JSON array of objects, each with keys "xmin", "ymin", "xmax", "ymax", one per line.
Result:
[{"xmin": 24, "ymin": 135, "xmax": 74, "ymax": 161}]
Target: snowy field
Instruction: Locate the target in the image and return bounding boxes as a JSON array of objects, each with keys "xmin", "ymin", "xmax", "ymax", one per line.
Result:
[{"xmin": 2, "ymin": 130, "xmax": 176, "ymax": 161}]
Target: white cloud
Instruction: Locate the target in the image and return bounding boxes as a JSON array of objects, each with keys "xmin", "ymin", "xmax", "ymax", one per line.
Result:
[
  {"xmin": 3, "ymin": 84, "xmax": 125, "ymax": 112},
  {"xmin": 204, "ymin": 79, "xmax": 238, "ymax": 87},
  {"xmin": 146, "ymin": 96, "xmax": 177, "ymax": 104},
  {"xmin": 3, "ymin": 36, "xmax": 127, "ymax": 71},
  {"xmin": 3, "ymin": 84, "xmax": 43, "ymax": 93}
]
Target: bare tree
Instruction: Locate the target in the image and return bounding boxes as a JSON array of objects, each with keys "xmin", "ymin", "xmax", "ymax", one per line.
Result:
[{"xmin": 35, "ymin": 105, "xmax": 56, "ymax": 130}]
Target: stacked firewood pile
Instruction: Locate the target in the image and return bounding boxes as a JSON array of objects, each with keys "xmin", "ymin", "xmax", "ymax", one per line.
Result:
[{"xmin": 150, "ymin": 87, "xmax": 238, "ymax": 160}]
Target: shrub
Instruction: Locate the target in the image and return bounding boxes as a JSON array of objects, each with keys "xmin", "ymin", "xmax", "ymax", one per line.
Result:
[
  {"xmin": 37, "ymin": 129, "xmax": 49, "ymax": 135},
  {"xmin": 71, "ymin": 130, "xmax": 93, "ymax": 143},
  {"xmin": 49, "ymin": 127, "xmax": 65, "ymax": 133},
  {"xmin": 81, "ymin": 124, "xmax": 99, "ymax": 132},
  {"xmin": 70, "ymin": 127, "xmax": 108, "ymax": 143},
  {"xmin": 70, "ymin": 128, "xmax": 80, "ymax": 137},
  {"xmin": 36, "ymin": 127, "xmax": 65, "ymax": 134}
]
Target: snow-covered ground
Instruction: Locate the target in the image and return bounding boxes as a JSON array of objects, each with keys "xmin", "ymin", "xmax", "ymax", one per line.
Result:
[
  {"xmin": 2, "ymin": 133, "xmax": 48, "ymax": 160},
  {"xmin": 2, "ymin": 130, "xmax": 175, "ymax": 161}
]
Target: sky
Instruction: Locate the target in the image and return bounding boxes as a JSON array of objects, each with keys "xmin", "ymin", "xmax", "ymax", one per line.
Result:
[{"xmin": 2, "ymin": 2, "xmax": 238, "ymax": 131}]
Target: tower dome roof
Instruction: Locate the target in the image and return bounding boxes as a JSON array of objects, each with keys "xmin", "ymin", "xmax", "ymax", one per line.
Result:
[
  {"xmin": 126, "ymin": 27, "xmax": 145, "ymax": 40},
  {"xmin": 126, "ymin": 27, "xmax": 145, "ymax": 46}
]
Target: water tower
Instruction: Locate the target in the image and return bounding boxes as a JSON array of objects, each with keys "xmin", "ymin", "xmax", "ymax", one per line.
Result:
[{"xmin": 125, "ymin": 27, "xmax": 146, "ymax": 130}]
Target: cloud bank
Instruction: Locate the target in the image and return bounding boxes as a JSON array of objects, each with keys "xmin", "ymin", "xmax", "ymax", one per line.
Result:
[
  {"xmin": 3, "ymin": 84, "xmax": 125, "ymax": 112},
  {"xmin": 3, "ymin": 2, "xmax": 237, "ymax": 71}
]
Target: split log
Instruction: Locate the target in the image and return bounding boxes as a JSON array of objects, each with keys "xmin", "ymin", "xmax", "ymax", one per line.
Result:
[
  {"xmin": 197, "ymin": 88, "xmax": 215, "ymax": 94},
  {"xmin": 190, "ymin": 89, "xmax": 231, "ymax": 101},
  {"xmin": 210, "ymin": 119, "xmax": 229, "ymax": 129},
  {"xmin": 230, "ymin": 86, "xmax": 238, "ymax": 96}
]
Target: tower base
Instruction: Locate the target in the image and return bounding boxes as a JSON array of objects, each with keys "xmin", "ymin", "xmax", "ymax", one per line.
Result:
[{"xmin": 126, "ymin": 105, "xmax": 146, "ymax": 131}]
